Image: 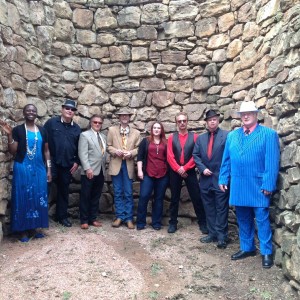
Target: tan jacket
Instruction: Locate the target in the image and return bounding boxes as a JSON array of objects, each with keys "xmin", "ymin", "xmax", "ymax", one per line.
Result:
[{"xmin": 107, "ymin": 125, "xmax": 140, "ymax": 179}]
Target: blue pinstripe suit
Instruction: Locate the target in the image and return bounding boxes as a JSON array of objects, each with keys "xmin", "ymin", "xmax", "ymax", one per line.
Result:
[{"xmin": 219, "ymin": 124, "xmax": 280, "ymax": 254}]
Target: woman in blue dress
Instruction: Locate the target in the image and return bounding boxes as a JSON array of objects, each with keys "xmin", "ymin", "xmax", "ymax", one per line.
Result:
[{"xmin": 0, "ymin": 104, "xmax": 52, "ymax": 242}]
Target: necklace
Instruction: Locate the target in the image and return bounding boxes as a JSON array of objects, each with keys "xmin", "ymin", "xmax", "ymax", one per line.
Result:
[
  {"xmin": 154, "ymin": 140, "xmax": 160, "ymax": 155},
  {"xmin": 25, "ymin": 124, "xmax": 38, "ymax": 160}
]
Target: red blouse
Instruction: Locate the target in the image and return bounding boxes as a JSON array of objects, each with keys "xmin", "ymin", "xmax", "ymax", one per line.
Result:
[{"xmin": 146, "ymin": 142, "xmax": 167, "ymax": 178}]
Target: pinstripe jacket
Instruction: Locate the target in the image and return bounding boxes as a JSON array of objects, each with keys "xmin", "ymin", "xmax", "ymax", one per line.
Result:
[{"xmin": 219, "ymin": 124, "xmax": 280, "ymax": 207}]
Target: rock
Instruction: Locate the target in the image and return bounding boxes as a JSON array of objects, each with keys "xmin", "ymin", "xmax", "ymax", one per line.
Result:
[
  {"xmin": 219, "ymin": 62, "xmax": 235, "ymax": 84},
  {"xmin": 194, "ymin": 77, "xmax": 211, "ymax": 91},
  {"xmin": 140, "ymin": 78, "xmax": 165, "ymax": 91},
  {"xmin": 187, "ymin": 47, "xmax": 211, "ymax": 64},
  {"xmin": 95, "ymin": 8, "xmax": 117, "ymax": 30},
  {"xmin": 199, "ymin": 0, "xmax": 231, "ymax": 18},
  {"xmin": 238, "ymin": 2, "xmax": 257, "ymax": 23},
  {"xmin": 53, "ymin": 1, "xmax": 72, "ymax": 19},
  {"xmin": 162, "ymin": 21, "xmax": 194, "ymax": 38},
  {"xmin": 76, "ymin": 30, "xmax": 96, "ymax": 45},
  {"xmin": 110, "ymin": 92, "xmax": 130, "ymax": 107},
  {"xmin": 231, "ymin": 70, "xmax": 253, "ymax": 92},
  {"xmin": 100, "ymin": 63, "xmax": 127, "ymax": 77},
  {"xmin": 253, "ymin": 55, "xmax": 272, "ymax": 84},
  {"xmin": 226, "ymin": 39, "xmax": 243, "ymax": 59},
  {"xmin": 165, "ymin": 80, "xmax": 193, "ymax": 93},
  {"xmin": 183, "ymin": 103, "xmax": 206, "ymax": 120},
  {"xmin": 242, "ymin": 22, "xmax": 259, "ymax": 41},
  {"xmin": 82, "ymin": 58, "xmax": 101, "ymax": 71},
  {"xmin": 256, "ymin": 0, "xmax": 280, "ymax": 24},
  {"xmin": 132, "ymin": 47, "xmax": 148, "ymax": 61},
  {"xmin": 208, "ymin": 34, "xmax": 230, "ymax": 50},
  {"xmin": 169, "ymin": 0, "xmax": 199, "ymax": 21},
  {"xmin": 137, "ymin": 25, "xmax": 157, "ymax": 40},
  {"xmin": 195, "ymin": 17, "xmax": 217, "ymax": 38},
  {"xmin": 23, "ymin": 62, "xmax": 43, "ymax": 80},
  {"xmin": 112, "ymin": 79, "xmax": 140, "ymax": 91},
  {"xmin": 109, "ymin": 45, "xmax": 131, "ymax": 62},
  {"xmin": 130, "ymin": 91, "xmax": 147, "ymax": 108},
  {"xmin": 36, "ymin": 26, "xmax": 54, "ymax": 54},
  {"xmin": 156, "ymin": 64, "xmax": 176, "ymax": 78},
  {"xmin": 218, "ymin": 12, "xmax": 235, "ymax": 32},
  {"xmin": 141, "ymin": 4, "xmax": 169, "ymax": 24},
  {"xmin": 117, "ymin": 7, "xmax": 141, "ymax": 27},
  {"xmin": 78, "ymin": 84, "xmax": 109, "ymax": 105},
  {"xmin": 54, "ymin": 19, "xmax": 75, "ymax": 43},
  {"xmin": 161, "ymin": 50, "xmax": 186, "ymax": 64},
  {"xmin": 152, "ymin": 91, "xmax": 175, "ymax": 108},
  {"xmin": 282, "ymin": 80, "xmax": 300, "ymax": 103},
  {"xmin": 128, "ymin": 62, "xmax": 155, "ymax": 78}
]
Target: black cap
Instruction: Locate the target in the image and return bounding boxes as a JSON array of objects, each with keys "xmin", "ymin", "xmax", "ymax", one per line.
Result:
[
  {"xmin": 62, "ymin": 99, "xmax": 77, "ymax": 111},
  {"xmin": 204, "ymin": 110, "xmax": 220, "ymax": 121}
]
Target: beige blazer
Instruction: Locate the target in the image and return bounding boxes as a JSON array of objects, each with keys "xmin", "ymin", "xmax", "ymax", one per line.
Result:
[
  {"xmin": 107, "ymin": 125, "xmax": 140, "ymax": 179},
  {"xmin": 78, "ymin": 129, "xmax": 106, "ymax": 176}
]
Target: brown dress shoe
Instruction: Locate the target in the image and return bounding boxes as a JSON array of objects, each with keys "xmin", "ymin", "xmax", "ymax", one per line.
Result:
[
  {"xmin": 91, "ymin": 221, "xmax": 102, "ymax": 227},
  {"xmin": 126, "ymin": 221, "xmax": 135, "ymax": 229},
  {"xmin": 112, "ymin": 218, "xmax": 122, "ymax": 228},
  {"xmin": 81, "ymin": 223, "xmax": 89, "ymax": 230}
]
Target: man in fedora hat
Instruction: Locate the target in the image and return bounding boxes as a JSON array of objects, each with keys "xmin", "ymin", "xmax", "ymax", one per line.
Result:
[
  {"xmin": 193, "ymin": 110, "xmax": 230, "ymax": 249},
  {"xmin": 44, "ymin": 99, "xmax": 81, "ymax": 227},
  {"xmin": 107, "ymin": 107, "xmax": 140, "ymax": 229},
  {"xmin": 219, "ymin": 101, "xmax": 280, "ymax": 268}
]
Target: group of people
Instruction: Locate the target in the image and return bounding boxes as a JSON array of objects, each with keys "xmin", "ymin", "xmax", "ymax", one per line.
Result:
[{"xmin": 0, "ymin": 99, "xmax": 280, "ymax": 269}]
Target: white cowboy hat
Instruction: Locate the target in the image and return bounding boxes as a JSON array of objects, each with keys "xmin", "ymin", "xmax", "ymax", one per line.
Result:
[{"xmin": 238, "ymin": 101, "xmax": 259, "ymax": 113}]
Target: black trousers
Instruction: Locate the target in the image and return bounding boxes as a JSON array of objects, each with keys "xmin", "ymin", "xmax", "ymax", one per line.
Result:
[
  {"xmin": 201, "ymin": 188, "xmax": 229, "ymax": 241},
  {"xmin": 52, "ymin": 164, "xmax": 73, "ymax": 221},
  {"xmin": 169, "ymin": 169, "xmax": 206, "ymax": 226},
  {"xmin": 80, "ymin": 170, "xmax": 104, "ymax": 224}
]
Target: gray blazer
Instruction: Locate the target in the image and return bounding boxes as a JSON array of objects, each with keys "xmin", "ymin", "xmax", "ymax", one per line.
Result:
[{"xmin": 78, "ymin": 129, "xmax": 106, "ymax": 176}]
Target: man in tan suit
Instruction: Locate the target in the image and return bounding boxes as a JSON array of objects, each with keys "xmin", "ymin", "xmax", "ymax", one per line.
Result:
[
  {"xmin": 107, "ymin": 108, "xmax": 140, "ymax": 229},
  {"xmin": 78, "ymin": 114, "xmax": 106, "ymax": 229}
]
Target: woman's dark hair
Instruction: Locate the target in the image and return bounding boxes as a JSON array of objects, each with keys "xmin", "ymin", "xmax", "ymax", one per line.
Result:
[
  {"xmin": 147, "ymin": 121, "xmax": 167, "ymax": 144},
  {"xmin": 23, "ymin": 103, "xmax": 37, "ymax": 113}
]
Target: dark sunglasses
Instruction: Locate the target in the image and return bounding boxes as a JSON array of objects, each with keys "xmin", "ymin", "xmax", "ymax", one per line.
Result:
[
  {"xmin": 64, "ymin": 107, "xmax": 76, "ymax": 112},
  {"xmin": 92, "ymin": 121, "xmax": 103, "ymax": 125},
  {"xmin": 177, "ymin": 119, "xmax": 187, "ymax": 124}
]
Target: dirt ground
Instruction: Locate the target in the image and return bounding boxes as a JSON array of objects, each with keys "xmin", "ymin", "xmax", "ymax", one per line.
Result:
[{"xmin": 0, "ymin": 217, "xmax": 298, "ymax": 300}]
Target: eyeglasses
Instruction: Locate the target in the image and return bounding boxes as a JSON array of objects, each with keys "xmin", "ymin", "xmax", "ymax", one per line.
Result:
[
  {"xmin": 64, "ymin": 107, "xmax": 76, "ymax": 112},
  {"xmin": 177, "ymin": 119, "xmax": 187, "ymax": 124},
  {"xmin": 92, "ymin": 121, "xmax": 103, "ymax": 125}
]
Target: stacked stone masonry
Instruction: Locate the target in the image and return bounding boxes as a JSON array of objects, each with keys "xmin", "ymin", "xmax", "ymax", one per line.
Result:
[{"xmin": 0, "ymin": 0, "xmax": 299, "ymax": 290}]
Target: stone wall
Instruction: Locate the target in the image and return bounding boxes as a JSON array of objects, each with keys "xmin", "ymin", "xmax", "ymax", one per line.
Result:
[{"xmin": 0, "ymin": 0, "xmax": 299, "ymax": 290}]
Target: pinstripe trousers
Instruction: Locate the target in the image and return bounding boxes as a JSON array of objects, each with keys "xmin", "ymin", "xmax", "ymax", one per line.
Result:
[{"xmin": 235, "ymin": 206, "xmax": 272, "ymax": 255}]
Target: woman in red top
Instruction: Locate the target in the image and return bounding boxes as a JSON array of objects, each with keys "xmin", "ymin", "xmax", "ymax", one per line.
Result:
[{"xmin": 136, "ymin": 122, "xmax": 169, "ymax": 230}]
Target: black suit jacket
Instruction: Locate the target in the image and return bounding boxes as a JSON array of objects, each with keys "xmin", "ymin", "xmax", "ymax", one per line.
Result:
[{"xmin": 193, "ymin": 128, "xmax": 229, "ymax": 191}]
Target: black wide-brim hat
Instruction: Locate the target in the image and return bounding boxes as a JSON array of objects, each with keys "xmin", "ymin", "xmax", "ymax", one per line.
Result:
[
  {"xmin": 204, "ymin": 109, "xmax": 220, "ymax": 120},
  {"xmin": 62, "ymin": 99, "xmax": 77, "ymax": 111}
]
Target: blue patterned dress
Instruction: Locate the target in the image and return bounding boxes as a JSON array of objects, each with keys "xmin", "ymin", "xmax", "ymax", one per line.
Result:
[{"xmin": 11, "ymin": 130, "xmax": 49, "ymax": 232}]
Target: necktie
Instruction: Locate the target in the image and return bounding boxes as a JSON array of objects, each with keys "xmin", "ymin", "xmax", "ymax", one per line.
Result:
[
  {"xmin": 97, "ymin": 132, "xmax": 104, "ymax": 155},
  {"xmin": 245, "ymin": 129, "xmax": 250, "ymax": 135},
  {"xmin": 207, "ymin": 132, "xmax": 214, "ymax": 160}
]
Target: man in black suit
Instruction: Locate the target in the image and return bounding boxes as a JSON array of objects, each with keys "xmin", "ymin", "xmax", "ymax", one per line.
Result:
[{"xmin": 193, "ymin": 110, "xmax": 229, "ymax": 248}]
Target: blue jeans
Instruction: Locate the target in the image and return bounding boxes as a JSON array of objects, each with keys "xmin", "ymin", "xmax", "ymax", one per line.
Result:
[
  {"xmin": 136, "ymin": 174, "xmax": 169, "ymax": 228},
  {"xmin": 111, "ymin": 161, "xmax": 133, "ymax": 222}
]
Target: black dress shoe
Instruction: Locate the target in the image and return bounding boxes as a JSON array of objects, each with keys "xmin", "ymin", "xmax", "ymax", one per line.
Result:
[
  {"xmin": 262, "ymin": 255, "xmax": 273, "ymax": 268},
  {"xmin": 231, "ymin": 250, "xmax": 256, "ymax": 260},
  {"xmin": 217, "ymin": 240, "xmax": 227, "ymax": 249},
  {"xmin": 200, "ymin": 235, "xmax": 217, "ymax": 243},
  {"xmin": 199, "ymin": 225, "xmax": 209, "ymax": 235},
  {"xmin": 59, "ymin": 219, "xmax": 72, "ymax": 227},
  {"xmin": 168, "ymin": 224, "xmax": 177, "ymax": 233}
]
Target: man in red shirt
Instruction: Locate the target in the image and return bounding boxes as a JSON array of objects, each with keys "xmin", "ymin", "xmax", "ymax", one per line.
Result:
[{"xmin": 167, "ymin": 112, "xmax": 207, "ymax": 234}]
